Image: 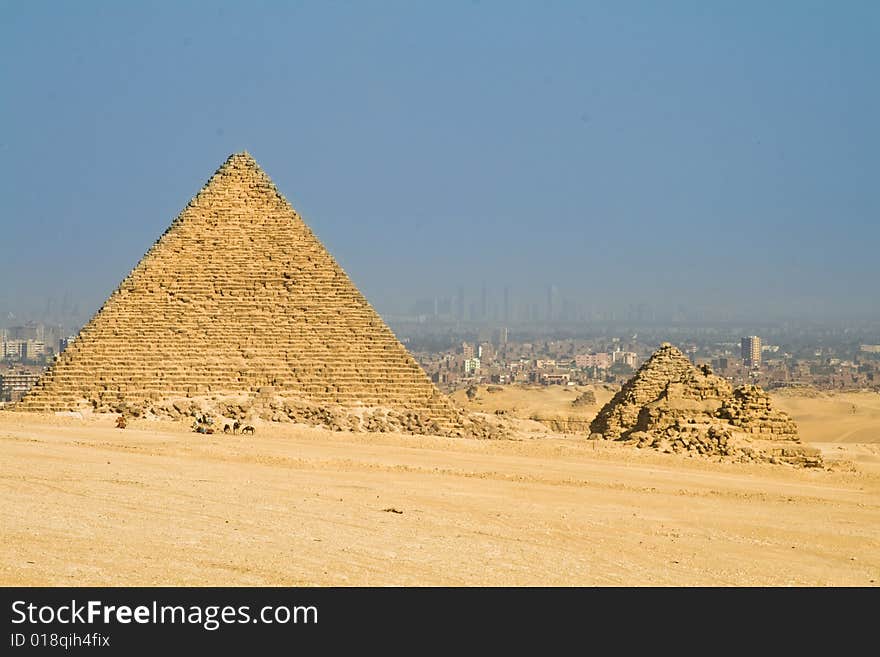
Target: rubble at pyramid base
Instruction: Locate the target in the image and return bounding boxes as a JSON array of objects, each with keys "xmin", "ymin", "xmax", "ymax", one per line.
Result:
[
  {"xmin": 618, "ymin": 414, "xmax": 823, "ymax": 468},
  {"xmin": 37, "ymin": 391, "xmax": 507, "ymax": 440}
]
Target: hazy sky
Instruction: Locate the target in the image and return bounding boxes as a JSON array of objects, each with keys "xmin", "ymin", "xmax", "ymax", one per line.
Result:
[{"xmin": 1, "ymin": 1, "xmax": 878, "ymax": 324}]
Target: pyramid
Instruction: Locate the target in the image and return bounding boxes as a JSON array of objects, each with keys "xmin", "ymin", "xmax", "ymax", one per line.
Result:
[
  {"xmin": 589, "ymin": 343, "xmax": 732, "ymax": 439},
  {"xmin": 17, "ymin": 152, "xmax": 458, "ymax": 428},
  {"xmin": 590, "ymin": 344, "xmax": 821, "ymax": 466}
]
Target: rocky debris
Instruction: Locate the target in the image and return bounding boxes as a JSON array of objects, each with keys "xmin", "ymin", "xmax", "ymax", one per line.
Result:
[
  {"xmin": 717, "ymin": 385, "xmax": 799, "ymax": 439},
  {"xmin": 101, "ymin": 393, "xmax": 509, "ymax": 440},
  {"xmin": 571, "ymin": 389, "xmax": 596, "ymax": 407},
  {"xmin": 529, "ymin": 414, "xmax": 592, "ymax": 433},
  {"xmin": 589, "ymin": 343, "xmax": 822, "ymax": 468},
  {"xmin": 627, "ymin": 423, "xmax": 736, "ymax": 456},
  {"xmin": 625, "ymin": 422, "xmax": 821, "ymax": 466}
]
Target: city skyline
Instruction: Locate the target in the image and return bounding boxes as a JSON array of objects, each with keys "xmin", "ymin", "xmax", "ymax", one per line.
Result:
[{"xmin": 6, "ymin": 280, "xmax": 880, "ymax": 335}]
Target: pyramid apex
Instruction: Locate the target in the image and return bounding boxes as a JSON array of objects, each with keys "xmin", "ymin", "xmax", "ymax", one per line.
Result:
[
  {"xmin": 225, "ymin": 151, "xmax": 258, "ymax": 165},
  {"xmin": 649, "ymin": 342, "xmax": 687, "ymax": 358},
  {"xmin": 208, "ymin": 152, "xmax": 267, "ymax": 185}
]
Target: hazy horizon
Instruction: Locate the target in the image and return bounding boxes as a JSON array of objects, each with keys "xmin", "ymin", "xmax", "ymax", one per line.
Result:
[{"xmin": 2, "ymin": 2, "xmax": 878, "ymax": 327}]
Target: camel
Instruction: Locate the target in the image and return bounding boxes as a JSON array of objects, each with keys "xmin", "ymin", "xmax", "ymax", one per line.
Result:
[
  {"xmin": 115, "ymin": 415, "xmax": 127, "ymax": 429},
  {"xmin": 241, "ymin": 425, "xmax": 255, "ymax": 435}
]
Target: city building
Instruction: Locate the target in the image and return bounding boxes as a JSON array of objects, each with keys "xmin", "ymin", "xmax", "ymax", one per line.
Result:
[
  {"xmin": 712, "ymin": 357, "xmax": 729, "ymax": 371},
  {"xmin": 59, "ymin": 336, "xmax": 76, "ymax": 354},
  {"xmin": 612, "ymin": 351, "xmax": 638, "ymax": 368},
  {"xmin": 575, "ymin": 353, "xmax": 612, "ymax": 369},
  {"xmin": 2, "ymin": 339, "xmax": 26, "ymax": 361},
  {"xmin": 0, "ymin": 369, "xmax": 42, "ymax": 402},
  {"xmin": 539, "ymin": 372, "xmax": 570, "ymax": 385},
  {"xmin": 25, "ymin": 340, "xmax": 46, "ymax": 360},
  {"xmin": 741, "ymin": 336, "xmax": 762, "ymax": 368}
]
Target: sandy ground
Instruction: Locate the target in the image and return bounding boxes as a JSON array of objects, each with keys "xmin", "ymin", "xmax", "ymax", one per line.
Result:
[
  {"xmin": 2, "ymin": 399, "xmax": 878, "ymax": 586},
  {"xmin": 773, "ymin": 390, "xmax": 880, "ymax": 444},
  {"xmin": 450, "ymin": 383, "xmax": 616, "ymax": 420}
]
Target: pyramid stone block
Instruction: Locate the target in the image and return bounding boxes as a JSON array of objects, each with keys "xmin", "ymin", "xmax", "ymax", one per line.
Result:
[{"xmin": 17, "ymin": 152, "xmax": 459, "ymax": 429}]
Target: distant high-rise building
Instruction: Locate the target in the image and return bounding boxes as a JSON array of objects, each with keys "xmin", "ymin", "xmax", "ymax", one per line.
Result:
[
  {"xmin": 455, "ymin": 286, "xmax": 464, "ymax": 321},
  {"xmin": 2, "ymin": 339, "xmax": 26, "ymax": 361},
  {"xmin": 741, "ymin": 336, "xmax": 762, "ymax": 368},
  {"xmin": 503, "ymin": 286, "xmax": 510, "ymax": 323},
  {"xmin": 546, "ymin": 285, "xmax": 560, "ymax": 322},
  {"xmin": 24, "ymin": 340, "xmax": 46, "ymax": 360},
  {"xmin": 478, "ymin": 342, "xmax": 494, "ymax": 363}
]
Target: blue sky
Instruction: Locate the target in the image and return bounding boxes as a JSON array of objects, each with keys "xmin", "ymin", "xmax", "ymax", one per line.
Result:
[{"xmin": 1, "ymin": 1, "xmax": 878, "ymax": 324}]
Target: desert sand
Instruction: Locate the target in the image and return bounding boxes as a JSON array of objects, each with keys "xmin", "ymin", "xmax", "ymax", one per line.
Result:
[{"xmin": 2, "ymin": 390, "xmax": 878, "ymax": 586}]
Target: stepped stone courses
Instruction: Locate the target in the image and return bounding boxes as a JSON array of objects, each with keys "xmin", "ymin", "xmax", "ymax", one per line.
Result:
[
  {"xmin": 717, "ymin": 385, "xmax": 799, "ymax": 438},
  {"xmin": 590, "ymin": 344, "xmax": 821, "ymax": 467},
  {"xmin": 17, "ymin": 152, "xmax": 494, "ymax": 437}
]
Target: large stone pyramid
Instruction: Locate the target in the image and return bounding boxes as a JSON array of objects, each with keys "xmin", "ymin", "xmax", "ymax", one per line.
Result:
[{"xmin": 18, "ymin": 152, "xmax": 458, "ymax": 429}]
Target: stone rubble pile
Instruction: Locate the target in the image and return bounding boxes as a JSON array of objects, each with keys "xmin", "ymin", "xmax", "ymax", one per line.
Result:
[
  {"xmin": 571, "ymin": 389, "xmax": 597, "ymax": 407},
  {"xmin": 108, "ymin": 393, "xmax": 508, "ymax": 439},
  {"xmin": 717, "ymin": 385, "xmax": 799, "ymax": 438}
]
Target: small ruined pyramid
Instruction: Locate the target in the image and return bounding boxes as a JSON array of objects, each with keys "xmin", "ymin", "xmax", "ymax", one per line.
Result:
[
  {"xmin": 18, "ymin": 152, "xmax": 457, "ymax": 427},
  {"xmin": 590, "ymin": 343, "xmax": 821, "ymax": 466},
  {"xmin": 589, "ymin": 343, "xmax": 728, "ymax": 439}
]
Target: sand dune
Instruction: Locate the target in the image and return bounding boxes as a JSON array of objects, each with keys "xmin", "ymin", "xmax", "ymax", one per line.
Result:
[
  {"xmin": 2, "ymin": 407, "xmax": 878, "ymax": 586},
  {"xmin": 772, "ymin": 390, "xmax": 880, "ymax": 444}
]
